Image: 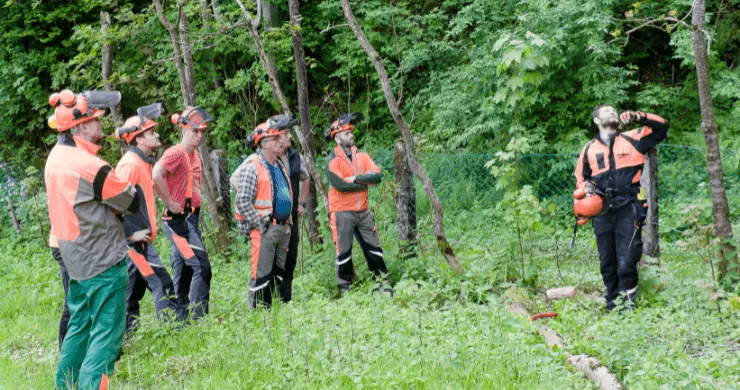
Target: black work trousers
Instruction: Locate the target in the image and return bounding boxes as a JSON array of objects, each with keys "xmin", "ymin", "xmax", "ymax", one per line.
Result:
[{"xmin": 593, "ymin": 202, "xmax": 642, "ymax": 311}]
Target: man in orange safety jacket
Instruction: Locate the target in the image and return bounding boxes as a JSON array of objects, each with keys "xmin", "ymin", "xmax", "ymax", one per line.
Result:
[
  {"xmin": 114, "ymin": 104, "xmax": 182, "ymax": 330},
  {"xmin": 46, "ymin": 89, "xmax": 138, "ymax": 390},
  {"xmin": 574, "ymin": 105, "xmax": 668, "ymax": 311},
  {"xmin": 324, "ymin": 113, "xmax": 392, "ymax": 295},
  {"xmin": 234, "ymin": 115, "xmax": 295, "ymax": 308}
]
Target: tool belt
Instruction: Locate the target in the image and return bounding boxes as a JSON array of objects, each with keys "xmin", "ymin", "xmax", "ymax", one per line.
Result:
[
  {"xmin": 163, "ymin": 199, "xmax": 198, "ymax": 222},
  {"xmin": 604, "ymin": 185, "xmax": 640, "ymax": 197}
]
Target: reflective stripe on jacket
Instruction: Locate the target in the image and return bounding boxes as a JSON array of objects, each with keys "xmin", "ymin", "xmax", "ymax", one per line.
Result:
[
  {"xmin": 234, "ymin": 154, "xmax": 292, "ymax": 235},
  {"xmin": 45, "ymin": 133, "xmax": 137, "ymax": 280},
  {"xmin": 326, "ymin": 145, "xmax": 381, "ymax": 213},
  {"xmin": 574, "ymin": 113, "xmax": 669, "ymax": 207}
]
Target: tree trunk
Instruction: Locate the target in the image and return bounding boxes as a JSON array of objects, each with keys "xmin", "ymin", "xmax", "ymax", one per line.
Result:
[
  {"xmin": 100, "ymin": 11, "xmax": 123, "ymax": 127},
  {"xmin": 200, "ymin": 0, "xmax": 223, "ymax": 89},
  {"xmin": 235, "ymin": 0, "xmax": 329, "ymax": 214},
  {"xmin": 288, "ymin": 0, "xmax": 322, "ymax": 246},
  {"xmin": 394, "ymin": 142, "xmax": 417, "ymax": 260},
  {"xmin": 211, "ymin": 149, "xmax": 232, "ymax": 225},
  {"xmin": 340, "ymin": 0, "xmax": 462, "ymax": 273},
  {"xmin": 640, "ymin": 148, "xmax": 659, "ymax": 258},
  {"xmin": 155, "ymin": 0, "xmax": 232, "ymax": 252},
  {"xmin": 691, "ymin": 0, "xmax": 736, "ymax": 279},
  {"xmin": 7, "ymin": 198, "xmax": 20, "ymax": 234}
]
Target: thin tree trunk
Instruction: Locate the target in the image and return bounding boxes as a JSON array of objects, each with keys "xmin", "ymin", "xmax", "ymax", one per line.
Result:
[
  {"xmin": 340, "ymin": 0, "xmax": 462, "ymax": 273},
  {"xmin": 641, "ymin": 149, "xmax": 659, "ymax": 258},
  {"xmin": 393, "ymin": 142, "xmax": 417, "ymax": 241},
  {"xmin": 288, "ymin": 0, "xmax": 322, "ymax": 246},
  {"xmin": 153, "ymin": 0, "xmax": 191, "ymax": 106},
  {"xmin": 691, "ymin": 0, "xmax": 736, "ymax": 278},
  {"xmin": 7, "ymin": 198, "xmax": 20, "ymax": 234},
  {"xmin": 155, "ymin": 0, "xmax": 232, "ymax": 252},
  {"xmin": 100, "ymin": 11, "xmax": 123, "ymax": 127},
  {"xmin": 235, "ymin": 0, "xmax": 329, "ymax": 213},
  {"xmin": 200, "ymin": 0, "xmax": 223, "ymax": 89},
  {"xmin": 394, "ymin": 142, "xmax": 417, "ymax": 260}
]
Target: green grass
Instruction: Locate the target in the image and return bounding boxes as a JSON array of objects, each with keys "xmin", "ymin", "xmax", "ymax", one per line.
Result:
[{"xmin": 2, "ymin": 178, "xmax": 740, "ymax": 389}]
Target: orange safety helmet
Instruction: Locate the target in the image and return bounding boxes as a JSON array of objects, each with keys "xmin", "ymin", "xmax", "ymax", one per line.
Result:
[
  {"xmin": 246, "ymin": 114, "xmax": 297, "ymax": 147},
  {"xmin": 114, "ymin": 103, "xmax": 162, "ymax": 144},
  {"xmin": 573, "ymin": 186, "xmax": 603, "ymax": 225},
  {"xmin": 48, "ymin": 89, "xmax": 121, "ymax": 132},
  {"xmin": 324, "ymin": 112, "xmax": 363, "ymax": 141},
  {"xmin": 170, "ymin": 106, "xmax": 214, "ymax": 129}
]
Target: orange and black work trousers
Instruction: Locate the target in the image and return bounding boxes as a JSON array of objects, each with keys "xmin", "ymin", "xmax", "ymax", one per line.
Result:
[
  {"xmin": 330, "ymin": 210, "xmax": 387, "ymax": 289},
  {"xmin": 51, "ymin": 248, "xmax": 70, "ymax": 350},
  {"xmin": 162, "ymin": 210, "xmax": 212, "ymax": 320},
  {"xmin": 593, "ymin": 198, "xmax": 644, "ymax": 311},
  {"xmin": 126, "ymin": 242, "xmax": 180, "ymax": 330},
  {"xmin": 248, "ymin": 222, "xmax": 291, "ymax": 308}
]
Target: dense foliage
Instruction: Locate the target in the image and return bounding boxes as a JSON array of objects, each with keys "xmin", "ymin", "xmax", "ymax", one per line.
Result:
[{"xmin": 0, "ymin": 0, "xmax": 738, "ymax": 168}]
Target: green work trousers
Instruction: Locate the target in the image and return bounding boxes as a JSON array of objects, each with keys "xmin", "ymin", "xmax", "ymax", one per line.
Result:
[{"xmin": 55, "ymin": 259, "xmax": 127, "ymax": 390}]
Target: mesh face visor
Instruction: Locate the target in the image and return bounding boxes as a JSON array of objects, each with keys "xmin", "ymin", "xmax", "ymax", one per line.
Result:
[
  {"xmin": 267, "ymin": 114, "xmax": 299, "ymax": 131},
  {"xmin": 337, "ymin": 112, "xmax": 363, "ymax": 127},
  {"xmin": 181, "ymin": 107, "xmax": 214, "ymax": 128},
  {"xmin": 82, "ymin": 91, "xmax": 121, "ymax": 115},
  {"xmin": 137, "ymin": 102, "xmax": 163, "ymax": 124}
]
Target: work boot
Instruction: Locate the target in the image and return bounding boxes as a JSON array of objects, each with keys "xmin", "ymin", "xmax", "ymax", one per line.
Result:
[{"xmin": 339, "ymin": 284, "xmax": 351, "ymax": 294}]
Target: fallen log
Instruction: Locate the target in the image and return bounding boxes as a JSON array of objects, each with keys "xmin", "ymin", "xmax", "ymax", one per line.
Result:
[
  {"xmin": 546, "ymin": 286, "xmax": 577, "ymax": 300},
  {"xmin": 508, "ymin": 302, "xmax": 623, "ymax": 390}
]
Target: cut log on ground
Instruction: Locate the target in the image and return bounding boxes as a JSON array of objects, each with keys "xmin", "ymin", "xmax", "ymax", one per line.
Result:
[
  {"xmin": 508, "ymin": 300, "xmax": 623, "ymax": 390},
  {"xmin": 545, "ymin": 286, "xmax": 577, "ymax": 300}
]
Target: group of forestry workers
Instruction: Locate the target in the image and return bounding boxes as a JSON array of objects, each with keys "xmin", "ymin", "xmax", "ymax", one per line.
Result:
[{"xmin": 43, "ymin": 89, "xmax": 666, "ymax": 389}]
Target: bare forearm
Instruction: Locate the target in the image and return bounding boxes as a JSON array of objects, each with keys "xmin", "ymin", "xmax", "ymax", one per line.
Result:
[{"xmin": 299, "ymin": 178, "xmax": 310, "ymax": 204}]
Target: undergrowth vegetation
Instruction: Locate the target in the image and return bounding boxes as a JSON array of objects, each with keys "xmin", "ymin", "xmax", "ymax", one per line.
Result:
[{"xmin": 2, "ymin": 175, "xmax": 740, "ymax": 389}]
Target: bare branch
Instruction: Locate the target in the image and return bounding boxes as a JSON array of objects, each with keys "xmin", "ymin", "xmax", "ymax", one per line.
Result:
[{"xmin": 320, "ymin": 23, "xmax": 350, "ymax": 34}]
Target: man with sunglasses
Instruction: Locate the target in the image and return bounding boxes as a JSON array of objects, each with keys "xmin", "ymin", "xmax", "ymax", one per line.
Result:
[
  {"xmin": 153, "ymin": 106, "xmax": 214, "ymax": 320},
  {"xmin": 115, "ymin": 104, "xmax": 181, "ymax": 330},
  {"xmin": 234, "ymin": 115, "xmax": 295, "ymax": 308}
]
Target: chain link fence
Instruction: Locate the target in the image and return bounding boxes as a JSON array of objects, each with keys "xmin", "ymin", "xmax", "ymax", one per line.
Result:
[{"xmin": 3, "ymin": 144, "xmax": 740, "ymax": 245}]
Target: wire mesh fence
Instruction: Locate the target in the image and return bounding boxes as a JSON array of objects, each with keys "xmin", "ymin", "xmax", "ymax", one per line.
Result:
[{"xmin": 3, "ymin": 143, "xmax": 740, "ymax": 247}]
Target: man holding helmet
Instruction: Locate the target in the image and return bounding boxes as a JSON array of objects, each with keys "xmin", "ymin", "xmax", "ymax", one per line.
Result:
[
  {"xmin": 234, "ymin": 115, "xmax": 295, "ymax": 308},
  {"xmin": 45, "ymin": 89, "xmax": 138, "ymax": 390},
  {"xmin": 114, "ymin": 103, "xmax": 181, "ymax": 330},
  {"xmin": 324, "ymin": 113, "xmax": 392, "ymax": 295},
  {"xmin": 153, "ymin": 106, "xmax": 214, "ymax": 320},
  {"xmin": 574, "ymin": 105, "xmax": 668, "ymax": 311}
]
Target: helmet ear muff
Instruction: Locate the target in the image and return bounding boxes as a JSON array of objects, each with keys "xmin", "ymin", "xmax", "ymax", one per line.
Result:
[
  {"xmin": 324, "ymin": 128, "xmax": 332, "ymax": 141},
  {"xmin": 49, "ymin": 93, "xmax": 61, "ymax": 107},
  {"xmin": 60, "ymin": 90, "xmax": 76, "ymax": 106},
  {"xmin": 170, "ymin": 113, "xmax": 181, "ymax": 125}
]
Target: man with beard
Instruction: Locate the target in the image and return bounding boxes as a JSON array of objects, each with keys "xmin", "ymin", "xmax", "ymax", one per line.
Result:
[
  {"xmin": 324, "ymin": 113, "xmax": 392, "ymax": 295},
  {"xmin": 46, "ymin": 89, "xmax": 138, "ymax": 390},
  {"xmin": 574, "ymin": 105, "xmax": 668, "ymax": 311}
]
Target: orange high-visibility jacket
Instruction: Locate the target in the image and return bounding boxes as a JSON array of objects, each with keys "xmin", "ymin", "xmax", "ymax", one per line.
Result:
[
  {"xmin": 326, "ymin": 145, "xmax": 382, "ymax": 213},
  {"xmin": 574, "ymin": 113, "xmax": 669, "ymax": 208},
  {"xmin": 116, "ymin": 146, "xmax": 158, "ymax": 241},
  {"xmin": 234, "ymin": 154, "xmax": 293, "ymax": 235},
  {"xmin": 45, "ymin": 133, "xmax": 138, "ymax": 280}
]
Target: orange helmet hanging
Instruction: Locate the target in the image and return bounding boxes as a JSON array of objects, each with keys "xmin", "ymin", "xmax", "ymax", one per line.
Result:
[{"xmin": 574, "ymin": 193, "xmax": 603, "ymax": 222}]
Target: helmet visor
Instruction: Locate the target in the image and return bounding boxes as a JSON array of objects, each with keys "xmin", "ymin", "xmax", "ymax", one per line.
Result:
[
  {"xmin": 183, "ymin": 107, "xmax": 214, "ymax": 129},
  {"xmin": 82, "ymin": 91, "xmax": 121, "ymax": 110},
  {"xmin": 137, "ymin": 102, "xmax": 163, "ymax": 123}
]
